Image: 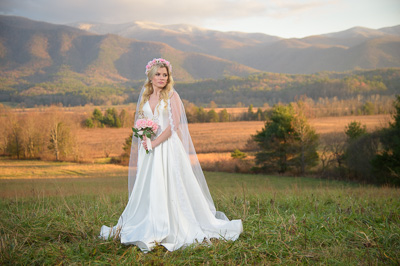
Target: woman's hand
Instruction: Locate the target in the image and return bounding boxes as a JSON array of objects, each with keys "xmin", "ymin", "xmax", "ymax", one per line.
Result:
[
  {"xmin": 142, "ymin": 136, "xmax": 148, "ymax": 150},
  {"xmin": 142, "ymin": 136, "xmax": 154, "ymax": 151}
]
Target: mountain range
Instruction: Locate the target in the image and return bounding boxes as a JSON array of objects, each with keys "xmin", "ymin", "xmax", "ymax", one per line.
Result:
[
  {"xmin": 70, "ymin": 20, "xmax": 400, "ymax": 74},
  {"xmin": 0, "ymin": 15, "xmax": 258, "ymax": 84},
  {"xmin": 0, "ymin": 15, "xmax": 399, "ymax": 86}
]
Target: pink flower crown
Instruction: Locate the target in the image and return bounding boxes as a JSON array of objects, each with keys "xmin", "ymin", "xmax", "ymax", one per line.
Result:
[{"xmin": 145, "ymin": 58, "xmax": 172, "ymax": 75}]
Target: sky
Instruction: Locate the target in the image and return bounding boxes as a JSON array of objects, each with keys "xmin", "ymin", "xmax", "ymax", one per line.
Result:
[{"xmin": 0, "ymin": 0, "xmax": 399, "ymax": 38}]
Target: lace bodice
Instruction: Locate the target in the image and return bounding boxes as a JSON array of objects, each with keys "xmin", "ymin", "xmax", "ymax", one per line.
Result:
[{"xmin": 143, "ymin": 100, "xmax": 169, "ymax": 137}]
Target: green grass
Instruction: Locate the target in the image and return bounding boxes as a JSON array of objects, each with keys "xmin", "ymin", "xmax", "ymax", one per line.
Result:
[{"xmin": 0, "ymin": 160, "xmax": 399, "ymax": 264}]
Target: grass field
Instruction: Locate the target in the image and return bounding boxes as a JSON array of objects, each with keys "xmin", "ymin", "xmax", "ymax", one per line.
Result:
[
  {"xmin": 75, "ymin": 114, "xmax": 391, "ymax": 159},
  {"xmin": 1, "ymin": 159, "xmax": 399, "ymax": 264}
]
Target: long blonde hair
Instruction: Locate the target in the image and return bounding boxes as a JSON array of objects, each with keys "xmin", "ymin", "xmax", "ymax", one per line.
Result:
[{"xmin": 139, "ymin": 63, "xmax": 174, "ymax": 116}]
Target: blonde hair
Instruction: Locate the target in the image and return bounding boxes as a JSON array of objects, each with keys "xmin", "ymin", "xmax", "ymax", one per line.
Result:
[{"xmin": 139, "ymin": 63, "xmax": 174, "ymax": 116}]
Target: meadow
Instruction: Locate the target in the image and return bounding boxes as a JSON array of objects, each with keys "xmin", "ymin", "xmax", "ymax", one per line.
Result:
[
  {"xmin": 1, "ymin": 159, "xmax": 399, "ymax": 264},
  {"xmin": 76, "ymin": 114, "xmax": 390, "ymax": 158},
  {"xmin": 73, "ymin": 114, "xmax": 391, "ymax": 172}
]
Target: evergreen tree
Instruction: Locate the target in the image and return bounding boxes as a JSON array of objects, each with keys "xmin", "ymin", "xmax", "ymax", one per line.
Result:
[
  {"xmin": 292, "ymin": 111, "xmax": 319, "ymax": 175},
  {"xmin": 253, "ymin": 104, "xmax": 319, "ymax": 174},
  {"xmin": 345, "ymin": 121, "xmax": 367, "ymax": 141},
  {"xmin": 372, "ymin": 95, "xmax": 400, "ymax": 184},
  {"xmin": 253, "ymin": 105, "xmax": 297, "ymax": 173},
  {"xmin": 92, "ymin": 108, "xmax": 103, "ymax": 121}
]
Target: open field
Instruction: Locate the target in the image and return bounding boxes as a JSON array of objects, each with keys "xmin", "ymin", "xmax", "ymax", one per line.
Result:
[
  {"xmin": 75, "ymin": 114, "xmax": 391, "ymax": 159},
  {"xmin": 0, "ymin": 159, "xmax": 399, "ymax": 264}
]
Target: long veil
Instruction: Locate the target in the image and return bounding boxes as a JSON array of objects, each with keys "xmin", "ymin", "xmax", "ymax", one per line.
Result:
[{"xmin": 128, "ymin": 87, "xmax": 218, "ymax": 216}]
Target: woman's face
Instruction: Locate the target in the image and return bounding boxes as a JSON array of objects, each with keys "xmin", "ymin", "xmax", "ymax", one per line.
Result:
[{"xmin": 150, "ymin": 67, "xmax": 168, "ymax": 90}]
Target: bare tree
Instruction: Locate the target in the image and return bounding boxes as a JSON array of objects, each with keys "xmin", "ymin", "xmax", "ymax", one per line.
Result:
[
  {"xmin": 45, "ymin": 107, "xmax": 73, "ymax": 161},
  {"xmin": 3, "ymin": 110, "xmax": 23, "ymax": 159},
  {"xmin": 20, "ymin": 113, "xmax": 45, "ymax": 158}
]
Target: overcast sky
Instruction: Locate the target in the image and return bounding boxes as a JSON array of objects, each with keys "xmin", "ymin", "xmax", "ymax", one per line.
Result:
[{"xmin": 0, "ymin": 0, "xmax": 399, "ymax": 38}]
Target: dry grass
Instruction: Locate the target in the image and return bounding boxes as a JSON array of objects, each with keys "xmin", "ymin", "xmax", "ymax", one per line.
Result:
[
  {"xmin": 309, "ymin": 114, "xmax": 391, "ymax": 134},
  {"xmin": 0, "ymin": 159, "xmax": 127, "ymax": 180},
  {"xmin": 73, "ymin": 114, "xmax": 391, "ymax": 161},
  {"xmin": 189, "ymin": 121, "xmax": 264, "ymax": 153},
  {"xmin": 75, "ymin": 128, "xmax": 132, "ymax": 160}
]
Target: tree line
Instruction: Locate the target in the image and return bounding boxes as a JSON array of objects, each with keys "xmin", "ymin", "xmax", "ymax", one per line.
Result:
[
  {"xmin": 2, "ymin": 68, "xmax": 399, "ymax": 108},
  {"xmin": 0, "ymin": 106, "xmax": 79, "ymax": 161},
  {"xmin": 245, "ymin": 96, "xmax": 400, "ymax": 185}
]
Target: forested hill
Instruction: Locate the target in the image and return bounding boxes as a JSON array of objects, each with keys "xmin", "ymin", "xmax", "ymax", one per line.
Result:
[
  {"xmin": 71, "ymin": 21, "xmax": 400, "ymax": 74},
  {"xmin": 2, "ymin": 68, "xmax": 399, "ymax": 107},
  {"xmin": 175, "ymin": 68, "xmax": 400, "ymax": 107},
  {"xmin": 0, "ymin": 15, "xmax": 258, "ymax": 84},
  {"xmin": 1, "ymin": 16, "xmax": 400, "ymax": 107}
]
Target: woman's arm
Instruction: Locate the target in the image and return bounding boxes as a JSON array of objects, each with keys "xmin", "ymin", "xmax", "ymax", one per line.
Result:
[
  {"xmin": 150, "ymin": 125, "xmax": 171, "ymax": 148},
  {"xmin": 142, "ymin": 126, "xmax": 171, "ymax": 150}
]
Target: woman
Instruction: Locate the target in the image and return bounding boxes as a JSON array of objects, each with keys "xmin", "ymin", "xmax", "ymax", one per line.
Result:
[{"xmin": 100, "ymin": 58, "xmax": 243, "ymax": 252}]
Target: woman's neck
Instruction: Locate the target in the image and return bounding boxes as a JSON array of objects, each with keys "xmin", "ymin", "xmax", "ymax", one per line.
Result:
[{"xmin": 153, "ymin": 87, "xmax": 162, "ymax": 96}]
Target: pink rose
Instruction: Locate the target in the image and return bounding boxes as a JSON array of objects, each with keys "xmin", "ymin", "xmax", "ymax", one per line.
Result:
[
  {"xmin": 152, "ymin": 123, "xmax": 158, "ymax": 132},
  {"xmin": 146, "ymin": 120, "xmax": 153, "ymax": 128},
  {"xmin": 136, "ymin": 119, "xmax": 145, "ymax": 129}
]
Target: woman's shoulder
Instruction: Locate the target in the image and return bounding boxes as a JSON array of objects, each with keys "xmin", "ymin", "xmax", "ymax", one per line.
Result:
[{"xmin": 168, "ymin": 89, "xmax": 180, "ymax": 99}]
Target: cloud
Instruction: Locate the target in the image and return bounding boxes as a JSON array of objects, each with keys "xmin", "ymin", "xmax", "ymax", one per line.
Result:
[
  {"xmin": 0, "ymin": 0, "xmax": 337, "ymax": 25},
  {"xmin": 265, "ymin": 0, "xmax": 341, "ymax": 18}
]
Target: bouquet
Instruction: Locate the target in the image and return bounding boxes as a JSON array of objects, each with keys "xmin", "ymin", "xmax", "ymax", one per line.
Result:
[{"xmin": 132, "ymin": 118, "xmax": 159, "ymax": 154}]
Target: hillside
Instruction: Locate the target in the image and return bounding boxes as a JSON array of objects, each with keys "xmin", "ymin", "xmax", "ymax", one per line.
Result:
[
  {"xmin": 2, "ymin": 66, "xmax": 399, "ymax": 107},
  {"xmin": 1, "ymin": 16, "xmax": 400, "ymax": 107},
  {"xmin": 71, "ymin": 21, "xmax": 400, "ymax": 74},
  {"xmin": 0, "ymin": 15, "xmax": 258, "ymax": 84}
]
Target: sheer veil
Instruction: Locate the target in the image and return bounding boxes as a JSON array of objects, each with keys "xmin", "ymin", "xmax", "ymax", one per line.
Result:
[{"xmin": 128, "ymin": 86, "xmax": 219, "ymax": 216}]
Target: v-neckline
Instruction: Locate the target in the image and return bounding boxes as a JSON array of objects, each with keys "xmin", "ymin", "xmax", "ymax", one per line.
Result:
[{"xmin": 148, "ymin": 100, "xmax": 158, "ymax": 116}]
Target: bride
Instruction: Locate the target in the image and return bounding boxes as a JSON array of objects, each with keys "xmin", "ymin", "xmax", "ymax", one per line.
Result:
[{"xmin": 99, "ymin": 58, "xmax": 243, "ymax": 252}]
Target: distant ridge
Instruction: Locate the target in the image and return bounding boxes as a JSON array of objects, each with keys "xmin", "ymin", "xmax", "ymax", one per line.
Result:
[
  {"xmin": 1, "ymin": 15, "xmax": 400, "ymax": 108},
  {"xmin": 70, "ymin": 20, "xmax": 400, "ymax": 74},
  {"xmin": 0, "ymin": 15, "xmax": 259, "ymax": 83},
  {"xmin": 71, "ymin": 21, "xmax": 400, "ymax": 74}
]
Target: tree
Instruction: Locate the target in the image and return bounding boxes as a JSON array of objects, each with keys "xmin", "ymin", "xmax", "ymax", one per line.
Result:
[
  {"xmin": 0, "ymin": 105, "xmax": 11, "ymax": 156},
  {"xmin": 246, "ymin": 104, "xmax": 255, "ymax": 120},
  {"xmin": 196, "ymin": 107, "xmax": 208, "ymax": 123},
  {"xmin": 209, "ymin": 101, "xmax": 218, "ymax": 109},
  {"xmin": 372, "ymin": 95, "xmax": 400, "ymax": 184},
  {"xmin": 119, "ymin": 109, "xmax": 128, "ymax": 127},
  {"xmin": 46, "ymin": 110, "xmax": 73, "ymax": 161},
  {"xmin": 21, "ymin": 113, "xmax": 45, "ymax": 158},
  {"xmin": 84, "ymin": 118, "xmax": 95, "ymax": 128},
  {"xmin": 291, "ymin": 110, "xmax": 319, "ymax": 175},
  {"xmin": 362, "ymin": 101, "xmax": 375, "ymax": 115},
  {"xmin": 253, "ymin": 104, "xmax": 319, "ymax": 174},
  {"xmin": 92, "ymin": 108, "xmax": 103, "ymax": 122},
  {"xmin": 123, "ymin": 133, "xmax": 133, "ymax": 154},
  {"xmin": 256, "ymin": 108, "xmax": 264, "ymax": 121},
  {"xmin": 6, "ymin": 119, "xmax": 23, "ymax": 159},
  {"xmin": 207, "ymin": 109, "xmax": 219, "ymax": 122},
  {"xmin": 219, "ymin": 109, "xmax": 230, "ymax": 122},
  {"xmin": 231, "ymin": 149, "xmax": 247, "ymax": 159},
  {"xmin": 253, "ymin": 105, "xmax": 297, "ymax": 173},
  {"xmin": 346, "ymin": 132, "xmax": 380, "ymax": 181},
  {"xmin": 345, "ymin": 121, "xmax": 367, "ymax": 141},
  {"xmin": 3, "ymin": 110, "xmax": 24, "ymax": 159},
  {"xmin": 48, "ymin": 122, "xmax": 72, "ymax": 161}
]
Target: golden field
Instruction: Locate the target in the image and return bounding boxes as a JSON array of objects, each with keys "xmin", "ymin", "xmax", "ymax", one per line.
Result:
[{"xmin": 75, "ymin": 114, "xmax": 391, "ymax": 159}]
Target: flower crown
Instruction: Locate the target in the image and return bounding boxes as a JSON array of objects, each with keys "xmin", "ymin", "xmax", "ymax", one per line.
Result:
[{"xmin": 145, "ymin": 58, "xmax": 172, "ymax": 75}]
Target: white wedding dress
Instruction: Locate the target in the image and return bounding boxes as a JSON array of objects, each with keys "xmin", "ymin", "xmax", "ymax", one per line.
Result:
[{"xmin": 100, "ymin": 94, "xmax": 243, "ymax": 252}]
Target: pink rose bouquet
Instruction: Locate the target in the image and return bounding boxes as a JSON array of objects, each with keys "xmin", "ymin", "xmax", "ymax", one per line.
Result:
[{"xmin": 132, "ymin": 118, "xmax": 159, "ymax": 154}]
